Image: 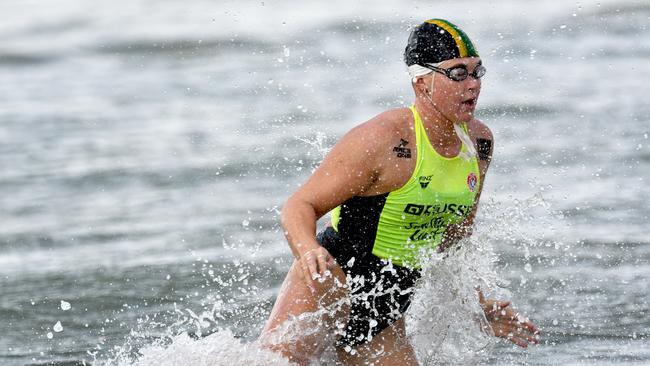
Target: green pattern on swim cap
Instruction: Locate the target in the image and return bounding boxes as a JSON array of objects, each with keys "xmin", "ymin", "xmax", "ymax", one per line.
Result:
[
  {"xmin": 426, "ymin": 19, "xmax": 479, "ymax": 58},
  {"xmin": 404, "ymin": 18, "xmax": 479, "ymax": 65}
]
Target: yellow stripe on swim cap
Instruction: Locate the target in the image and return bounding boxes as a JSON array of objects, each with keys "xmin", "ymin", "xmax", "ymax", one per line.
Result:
[{"xmin": 426, "ymin": 19, "xmax": 469, "ymax": 58}]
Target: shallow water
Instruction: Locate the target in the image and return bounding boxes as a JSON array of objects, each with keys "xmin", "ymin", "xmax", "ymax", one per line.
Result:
[{"xmin": 1, "ymin": 0, "xmax": 649, "ymax": 365}]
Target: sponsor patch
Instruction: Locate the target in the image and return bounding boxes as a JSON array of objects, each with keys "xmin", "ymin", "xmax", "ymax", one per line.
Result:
[{"xmin": 467, "ymin": 172, "xmax": 477, "ymax": 192}]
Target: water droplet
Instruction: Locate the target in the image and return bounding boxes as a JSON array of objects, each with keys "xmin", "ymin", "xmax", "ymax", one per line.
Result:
[
  {"xmin": 53, "ymin": 321, "xmax": 63, "ymax": 333},
  {"xmin": 60, "ymin": 301, "xmax": 71, "ymax": 311},
  {"xmin": 347, "ymin": 257, "xmax": 356, "ymax": 267},
  {"xmin": 46, "ymin": 332, "xmax": 53, "ymax": 339}
]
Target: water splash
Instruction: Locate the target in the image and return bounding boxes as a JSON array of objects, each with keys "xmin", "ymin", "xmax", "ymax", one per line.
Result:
[
  {"xmin": 97, "ymin": 192, "xmax": 561, "ymax": 366},
  {"xmin": 296, "ymin": 132, "xmax": 331, "ymax": 169},
  {"xmin": 407, "ymin": 242, "xmax": 498, "ymax": 365},
  {"xmin": 125, "ymin": 330, "xmax": 293, "ymax": 366},
  {"xmin": 408, "ymin": 193, "xmax": 563, "ymax": 364}
]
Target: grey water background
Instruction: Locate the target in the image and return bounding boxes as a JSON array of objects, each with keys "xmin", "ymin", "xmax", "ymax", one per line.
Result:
[{"xmin": 1, "ymin": 0, "xmax": 648, "ymax": 364}]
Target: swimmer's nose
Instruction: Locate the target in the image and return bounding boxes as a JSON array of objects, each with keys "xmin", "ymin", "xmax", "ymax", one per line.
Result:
[{"xmin": 466, "ymin": 75, "xmax": 481, "ymax": 91}]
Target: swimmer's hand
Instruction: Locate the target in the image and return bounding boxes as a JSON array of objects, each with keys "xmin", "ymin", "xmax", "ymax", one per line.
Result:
[
  {"xmin": 297, "ymin": 246, "xmax": 336, "ymax": 290},
  {"xmin": 479, "ymin": 292, "xmax": 540, "ymax": 348}
]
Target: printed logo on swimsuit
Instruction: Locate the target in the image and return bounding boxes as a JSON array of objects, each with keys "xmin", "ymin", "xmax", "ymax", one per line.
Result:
[
  {"xmin": 467, "ymin": 172, "xmax": 477, "ymax": 192},
  {"xmin": 418, "ymin": 175, "xmax": 432, "ymax": 188},
  {"xmin": 403, "ymin": 203, "xmax": 471, "ymax": 217}
]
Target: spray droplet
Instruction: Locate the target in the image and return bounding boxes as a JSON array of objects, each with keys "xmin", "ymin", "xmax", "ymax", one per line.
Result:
[
  {"xmin": 53, "ymin": 321, "xmax": 63, "ymax": 333},
  {"xmin": 46, "ymin": 332, "xmax": 53, "ymax": 339},
  {"xmin": 60, "ymin": 301, "xmax": 71, "ymax": 311},
  {"xmin": 347, "ymin": 257, "xmax": 356, "ymax": 267}
]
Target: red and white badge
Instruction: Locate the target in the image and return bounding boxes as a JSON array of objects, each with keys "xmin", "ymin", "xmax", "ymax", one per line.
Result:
[{"xmin": 467, "ymin": 172, "xmax": 477, "ymax": 192}]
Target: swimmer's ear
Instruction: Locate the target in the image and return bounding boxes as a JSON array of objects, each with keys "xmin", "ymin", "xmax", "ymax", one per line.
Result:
[{"xmin": 413, "ymin": 77, "xmax": 428, "ymax": 94}]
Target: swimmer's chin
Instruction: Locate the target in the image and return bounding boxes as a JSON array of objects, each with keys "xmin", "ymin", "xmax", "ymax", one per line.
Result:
[{"xmin": 454, "ymin": 110, "xmax": 476, "ymax": 123}]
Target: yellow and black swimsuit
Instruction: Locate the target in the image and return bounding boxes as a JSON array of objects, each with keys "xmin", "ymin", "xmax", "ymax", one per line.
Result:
[{"xmin": 317, "ymin": 105, "xmax": 480, "ymax": 347}]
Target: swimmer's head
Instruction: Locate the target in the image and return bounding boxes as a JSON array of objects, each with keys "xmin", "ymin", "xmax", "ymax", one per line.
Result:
[{"xmin": 404, "ymin": 19, "xmax": 479, "ymax": 80}]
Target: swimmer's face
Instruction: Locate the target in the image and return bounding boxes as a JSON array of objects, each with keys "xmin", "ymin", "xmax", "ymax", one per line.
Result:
[{"xmin": 422, "ymin": 57, "xmax": 483, "ymax": 123}]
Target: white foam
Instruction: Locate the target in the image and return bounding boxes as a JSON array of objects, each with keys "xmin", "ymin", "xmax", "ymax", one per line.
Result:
[{"xmin": 129, "ymin": 331, "xmax": 293, "ymax": 366}]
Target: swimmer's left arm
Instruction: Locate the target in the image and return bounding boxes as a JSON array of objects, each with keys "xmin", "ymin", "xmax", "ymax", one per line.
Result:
[
  {"xmin": 439, "ymin": 120, "xmax": 493, "ymax": 250},
  {"xmin": 462, "ymin": 119, "xmax": 493, "ymax": 229}
]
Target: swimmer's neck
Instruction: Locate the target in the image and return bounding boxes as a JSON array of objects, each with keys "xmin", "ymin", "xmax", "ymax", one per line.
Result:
[{"xmin": 413, "ymin": 97, "xmax": 462, "ymax": 149}]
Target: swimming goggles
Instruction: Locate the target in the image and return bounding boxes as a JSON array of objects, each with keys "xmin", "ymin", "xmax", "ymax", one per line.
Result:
[{"xmin": 424, "ymin": 63, "xmax": 486, "ymax": 81}]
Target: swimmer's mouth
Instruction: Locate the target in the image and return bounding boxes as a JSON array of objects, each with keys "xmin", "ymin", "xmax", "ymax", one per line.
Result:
[{"xmin": 462, "ymin": 97, "xmax": 477, "ymax": 108}]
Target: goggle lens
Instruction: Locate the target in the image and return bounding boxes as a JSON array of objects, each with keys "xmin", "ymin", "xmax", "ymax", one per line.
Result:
[
  {"xmin": 448, "ymin": 65, "xmax": 486, "ymax": 81},
  {"xmin": 426, "ymin": 63, "xmax": 487, "ymax": 81}
]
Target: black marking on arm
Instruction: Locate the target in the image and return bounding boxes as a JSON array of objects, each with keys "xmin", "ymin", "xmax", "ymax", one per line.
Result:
[
  {"xmin": 393, "ymin": 138, "xmax": 412, "ymax": 158},
  {"xmin": 476, "ymin": 138, "xmax": 492, "ymax": 161}
]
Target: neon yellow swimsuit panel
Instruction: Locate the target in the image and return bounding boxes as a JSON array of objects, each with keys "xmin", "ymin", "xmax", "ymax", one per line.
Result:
[{"xmin": 331, "ymin": 105, "xmax": 480, "ymax": 267}]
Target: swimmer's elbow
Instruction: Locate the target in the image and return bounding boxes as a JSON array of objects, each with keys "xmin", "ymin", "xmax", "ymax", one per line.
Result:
[
  {"xmin": 280, "ymin": 195, "xmax": 318, "ymax": 228},
  {"xmin": 279, "ymin": 197, "xmax": 298, "ymax": 229}
]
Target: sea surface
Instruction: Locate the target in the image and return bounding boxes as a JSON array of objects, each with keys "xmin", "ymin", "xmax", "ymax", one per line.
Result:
[{"xmin": 1, "ymin": 0, "xmax": 648, "ymax": 365}]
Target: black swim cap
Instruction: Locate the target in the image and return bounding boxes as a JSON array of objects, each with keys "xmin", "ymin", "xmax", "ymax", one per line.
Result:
[{"xmin": 404, "ymin": 19, "xmax": 479, "ymax": 66}]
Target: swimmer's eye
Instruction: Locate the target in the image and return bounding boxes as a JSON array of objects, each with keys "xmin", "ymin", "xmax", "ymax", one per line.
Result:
[
  {"xmin": 471, "ymin": 64, "xmax": 487, "ymax": 79},
  {"xmin": 425, "ymin": 64, "xmax": 486, "ymax": 81},
  {"xmin": 448, "ymin": 67, "xmax": 469, "ymax": 80}
]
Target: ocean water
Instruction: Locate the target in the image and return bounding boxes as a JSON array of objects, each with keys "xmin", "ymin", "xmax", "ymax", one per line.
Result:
[{"xmin": 1, "ymin": 0, "xmax": 648, "ymax": 364}]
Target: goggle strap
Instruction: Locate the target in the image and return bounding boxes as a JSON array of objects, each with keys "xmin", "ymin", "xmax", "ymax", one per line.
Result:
[{"xmin": 408, "ymin": 63, "xmax": 441, "ymax": 82}]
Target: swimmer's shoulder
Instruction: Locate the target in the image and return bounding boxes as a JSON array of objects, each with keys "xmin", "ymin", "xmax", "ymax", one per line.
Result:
[
  {"xmin": 326, "ymin": 108, "xmax": 413, "ymax": 166},
  {"xmin": 467, "ymin": 118, "xmax": 494, "ymax": 143},
  {"xmin": 345, "ymin": 107, "xmax": 414, "ymax": 146},
  {"xmin": 467, "ymin": 118, "xmax": 494, "ymax": 163}
]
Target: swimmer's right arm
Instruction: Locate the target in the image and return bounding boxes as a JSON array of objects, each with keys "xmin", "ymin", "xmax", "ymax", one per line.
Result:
[{"xmin": 280, "ymin": 120, "xmax": 389, "ymax": 287}]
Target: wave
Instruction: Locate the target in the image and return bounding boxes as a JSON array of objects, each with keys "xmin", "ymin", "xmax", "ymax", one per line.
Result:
[
  {"xmin": 476, "ymin": 103, "xmax": 556, "ymax": 119},
  {"xmin": 0, "ymin": 53, "xmax": 58, "ymax": 66},
  {"xmin": 26, "ymin": 361, "xmax": 90, "ymax": 366},
  {"xmin": 92, "ymin": 38, "xmax": 275, "ymax": 57},
  {"xmin": 0, "ymin": 156, "xmax": 312, "ymax": 194},
  {"xmin": 593, "ymin": 2, "xmax": 650, "ymax": 16},
  {"xmin": 321, "ymin": 19, "xmax": 402, "ymax": 36}
]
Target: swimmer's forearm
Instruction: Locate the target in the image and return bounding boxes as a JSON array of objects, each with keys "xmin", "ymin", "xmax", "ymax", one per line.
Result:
[
  {"xmin": 280, "ymin": 196, "xmax": 322, "ymax": 258},
  {"xmin": 439, "ymin": 222, "xmax": 473, "ymax": 250},
  {"xmin": 439, "ymin": 193, "xmax": 480, "ymax": 250}
]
